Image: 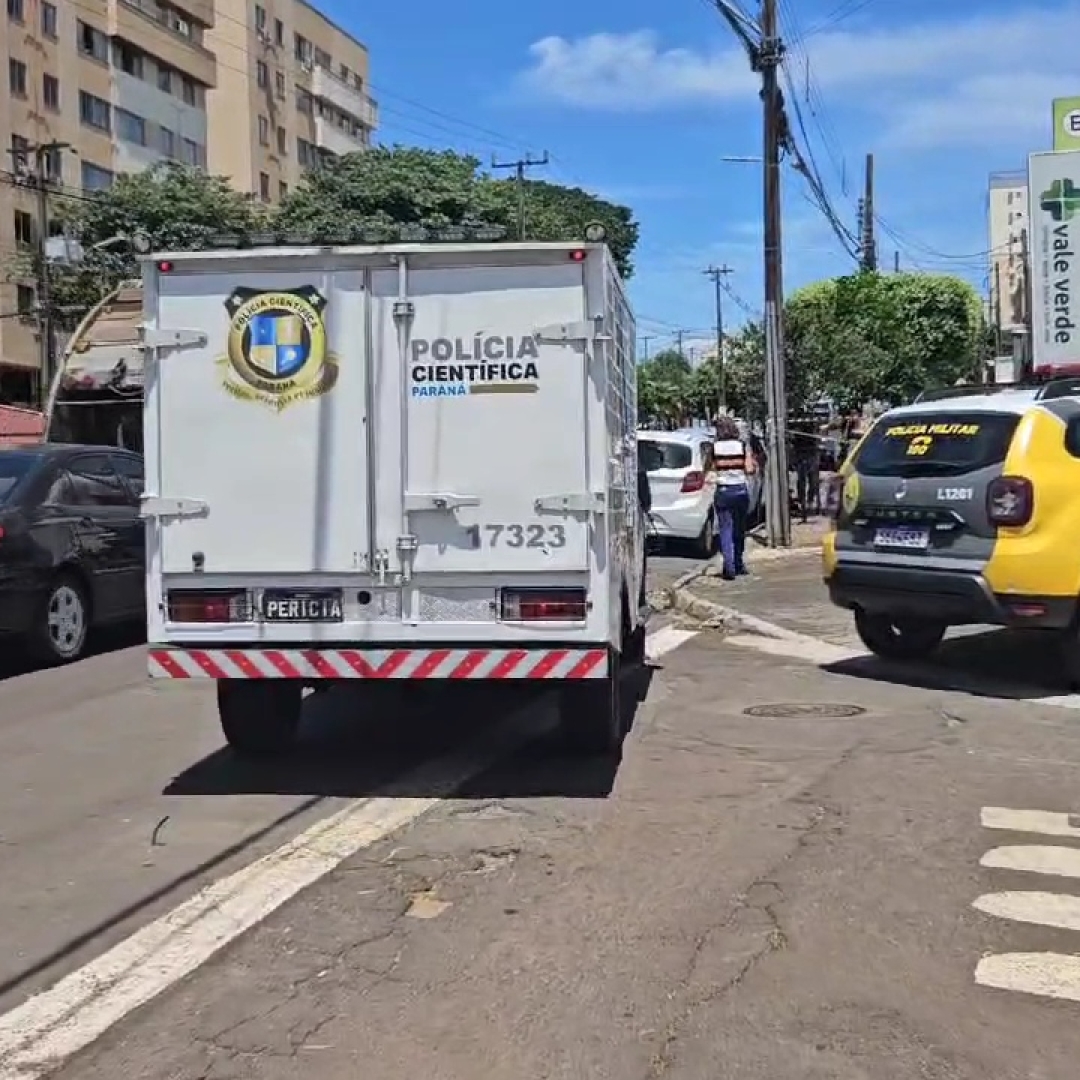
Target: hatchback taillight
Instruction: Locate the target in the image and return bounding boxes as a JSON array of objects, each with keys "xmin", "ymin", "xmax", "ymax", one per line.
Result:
[
  {"xmin": 500, "ymin": 587, "xmax": 588, "ymax": 621},
  {"xmin": 167, "ymin": 589, "xmax": 250, "ymax": 622},
  {"xmin": 987, "ymin": 476, "xmax": 1033, "ymax": 527},
  {"xmin": 681, "ymin": 470, "xmax": 705, "ymax": 493}
]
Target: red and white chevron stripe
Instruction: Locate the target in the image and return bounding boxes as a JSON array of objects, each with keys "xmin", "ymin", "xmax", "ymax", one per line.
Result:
[{"xmin": 148, "ymin": 646, "xmax": 609, "ymax": 680}]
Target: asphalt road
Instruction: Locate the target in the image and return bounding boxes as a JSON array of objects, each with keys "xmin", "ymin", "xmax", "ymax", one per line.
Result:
[{"xmin": 5, "ymin": 554, "xmax": 1080, "ymax": 1078}]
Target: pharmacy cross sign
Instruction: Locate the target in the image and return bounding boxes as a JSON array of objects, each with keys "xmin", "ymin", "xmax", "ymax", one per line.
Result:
[{"xmin": 1040, "ymin": 178, "xmax": 1080, "ymax": 221}]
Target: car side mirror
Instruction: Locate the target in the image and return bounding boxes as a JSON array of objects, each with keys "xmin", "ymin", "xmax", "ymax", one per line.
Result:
[{"xmin": 1066, "ymin": 417, "xmax": 1080, "ymax": 458}]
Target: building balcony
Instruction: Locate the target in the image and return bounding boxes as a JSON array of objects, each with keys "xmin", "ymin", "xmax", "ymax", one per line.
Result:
[
  {"xmin": 110, "ymin": 0, "xmax": 217, "ymax": 88},
  {"xmin": 311, "ymin": 66, "xmax": 378, "ymax": 129},
  {"xmin": 314, "ymin": 116, "xmax": 369, "ymax": 157}
]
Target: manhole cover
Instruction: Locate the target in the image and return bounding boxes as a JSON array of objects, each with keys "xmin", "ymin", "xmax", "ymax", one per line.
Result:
[{"xmin": 743, "ymin": 703, "xmax": 867, "ymax": 718}]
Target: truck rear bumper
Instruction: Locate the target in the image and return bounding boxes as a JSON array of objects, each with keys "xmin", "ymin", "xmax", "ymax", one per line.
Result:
[{"xmin": 148, "ymin": 646, "xmax": 610, "ymax": 680}]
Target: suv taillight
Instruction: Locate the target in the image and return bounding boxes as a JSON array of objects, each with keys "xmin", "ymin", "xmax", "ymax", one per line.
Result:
[
  {"xmin": 500, "ymin": 587, "xmax": 588, "ymax": 621},
  {"xmin": 167, "ymin": 589, "xmax": 250, "ymax": 622},
  {"xmin": 987, "ymin": 476, "xmax": 1033, "ymax": 527},
  {"xmin": 681, "ymin": 470, "xmax": 705, "ymax": 493}
]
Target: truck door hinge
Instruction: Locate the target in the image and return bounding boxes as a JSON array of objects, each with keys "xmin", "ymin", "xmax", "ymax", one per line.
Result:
[
  {"xmin": 142, "ymin": 327, "xmax": 208, "ymax": 352},
  {"xmin": 535, "ymin": 321, "xmax": 595, "ymax": 344},
  {"xmin": 534, "ymin": 492, "xmax": 605, "ymax": 514},
  {"xmin": 405, "ymin": 492, "xmax": 481, "ymax": 511},
  {"xmin": 140, "ymin": 496, "xmax": 209, "ymax": 521}
]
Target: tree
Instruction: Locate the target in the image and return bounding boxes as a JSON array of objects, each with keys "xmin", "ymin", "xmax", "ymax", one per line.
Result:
[
  {"xmin": 637, "ymin": 349, "xmax": 692, "ymax": 427},
  {"xmin": 36, "ymin": 162, "xmax": 265, "ymax": 328},
  {"xmin": 276, "ymin": 147, "xmax": 640, "ymax": 278}
]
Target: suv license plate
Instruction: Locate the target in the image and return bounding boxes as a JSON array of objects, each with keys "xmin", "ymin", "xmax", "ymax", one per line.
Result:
[
  {"xmin": 873, "ymin": 526, "xmax": 929, "ymax": 550},
  {"xmin": 262, "ymin": 589, "xmax": 343, "ymax": 622}
]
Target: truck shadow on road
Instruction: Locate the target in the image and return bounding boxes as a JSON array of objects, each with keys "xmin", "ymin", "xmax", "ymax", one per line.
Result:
[
  {"xmin": 164, "ymin": 663, "xmax": 654, "ymax": 801},
  {"xmin": 823, "ymin": 627, "xmax": 1076, "ymax": 701}
]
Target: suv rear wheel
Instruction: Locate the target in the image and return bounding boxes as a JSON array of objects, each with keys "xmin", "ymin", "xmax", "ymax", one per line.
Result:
[{"xmin": 854, "ymin": 610, "xmax": 946, "ymax": 661}]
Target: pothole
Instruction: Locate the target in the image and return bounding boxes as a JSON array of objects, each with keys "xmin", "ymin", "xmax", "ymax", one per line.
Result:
[{"xmin": 743, "ymin": 703, "xmax": 868, "ymax": 719}]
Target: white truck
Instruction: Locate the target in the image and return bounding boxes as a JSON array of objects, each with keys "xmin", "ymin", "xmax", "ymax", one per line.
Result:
[{"xmin": 140, "ymin": 239, "xmax": 647, "ymax": 757}]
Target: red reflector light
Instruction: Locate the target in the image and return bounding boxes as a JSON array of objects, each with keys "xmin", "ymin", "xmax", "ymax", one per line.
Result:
[
  {"xmin": 680, "ymin": 470, "xmax": 705, "ymax": 493},
  {"xmin": 987, "ymin": 475, "xmax": 1033, "ymax": 527},
  {"xmin": 157, "ymin": 260, "xmax": 174, "ymax": 272},
  {"xmin": 501, "ymin": 587, "xmax": 588, "ymax": 621},
  {"xmin": 167, "ymin": 589, "xmax": 249, "ymax": 622},
  {"xmin": 569, "ymin": 249, "xmax": 586, "ymax": 261}
]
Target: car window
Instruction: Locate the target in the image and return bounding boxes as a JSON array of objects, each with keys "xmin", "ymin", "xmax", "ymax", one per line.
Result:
[
  {"xmin": 639, "ymin": 440, "xmax": 692, "ymax": 470},
  {"xmin": 854, "ymin": 412, "xmax": 1021, "ymax": 478},
  {"xmin": 42, "ymin": 469, "xmax": 76, "ymax": 505},
  {"xmin": 110, "ymin": 453, "xmax": 144, "ymax": 497},
  {"xmin": 0, "ymin": 451, "xmax": 39, "ymax": 504},
  {"xmin": 67, "ymin": 455, "xmax": 132, "ymax": 508}
]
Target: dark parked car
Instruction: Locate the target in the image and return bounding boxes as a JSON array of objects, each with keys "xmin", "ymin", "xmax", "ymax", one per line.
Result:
[{"xmin": 0, "ymin": 444, "xmax": 144, "ymax": 664}]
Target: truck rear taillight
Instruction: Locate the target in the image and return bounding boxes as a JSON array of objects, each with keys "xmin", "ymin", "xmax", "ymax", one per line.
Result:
[
  {"xmin": 167, "ymin": 589, "xmax": 250, "ymax": 622},
  {"xmin": 987, "ymin": 476, "xmax": 1033, "ymax": 527},
  {"xmin": 501, "ymin": 587, "xmax": 588, "ymax": 621},
  {"xmin": 681, "ymin": 470, "xmax": 705, "ymax": 493}
]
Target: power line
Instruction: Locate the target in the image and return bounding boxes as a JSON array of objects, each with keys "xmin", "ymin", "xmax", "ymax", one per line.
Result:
[{"xmin": 490, "ymin": 153, "xmax": 549, "ymax": 240}]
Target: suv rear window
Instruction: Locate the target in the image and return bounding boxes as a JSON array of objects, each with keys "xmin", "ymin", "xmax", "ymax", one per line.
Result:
[
  {"xmin": 639, "ymin": 440, "xmax": 692, "ymax": 470},
  {"xmin": 855, "ymin": 412, "xmax": 1020, "ymax": 478}
]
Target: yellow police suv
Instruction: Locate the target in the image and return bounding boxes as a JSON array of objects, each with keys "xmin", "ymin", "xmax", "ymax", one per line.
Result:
[{"xmin": 822, "ymin": 379, "xmax": 1080, "ymax": 672}]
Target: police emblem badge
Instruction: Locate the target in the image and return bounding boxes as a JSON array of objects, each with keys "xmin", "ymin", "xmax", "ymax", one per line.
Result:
[{"xmin": 218, "ymin": 286, "xmax": 338, "ymax": 411}]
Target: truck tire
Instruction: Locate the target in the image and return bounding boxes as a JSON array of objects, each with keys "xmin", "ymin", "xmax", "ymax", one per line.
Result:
[
  {"xmin": 217, "ymin": 680, "xmax": 302, "ymax": 758},
  {"xmin": 854, "ymin": 610, "xmax": 946, "ymax": 661},
  {"xmin": 558, "ymin": 650, "xmax": 623, "ymax": 756}
]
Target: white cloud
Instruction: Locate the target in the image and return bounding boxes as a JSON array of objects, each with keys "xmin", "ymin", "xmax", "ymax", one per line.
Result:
[{"xmin": 515, "ymin": 6, "xmax": 1080, "ymax": 148}]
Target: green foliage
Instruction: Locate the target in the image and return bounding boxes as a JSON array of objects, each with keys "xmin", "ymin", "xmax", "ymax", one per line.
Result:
[{"xmin": 15, "ymin": 151, "xmax": 640, "ymax": 328}]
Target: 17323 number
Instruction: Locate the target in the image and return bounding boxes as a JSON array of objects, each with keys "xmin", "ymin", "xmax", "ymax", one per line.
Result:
[{"xmin": 484, "ymin": 523, "xmax": 567, "ymax": 548}]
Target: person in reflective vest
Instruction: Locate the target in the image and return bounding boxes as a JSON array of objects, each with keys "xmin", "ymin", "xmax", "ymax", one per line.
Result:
[{"xmin": 712, "ymin": 415, "xmax": 757, "ymax": 579}]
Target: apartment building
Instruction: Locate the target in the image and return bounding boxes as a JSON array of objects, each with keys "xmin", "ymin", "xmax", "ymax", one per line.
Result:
[
  {"xmin": 987, "ymin": 170, "xmax": 1029, "ymax": 336},
  {"xmin": 1, "ymin": 0, "xmax": 217, "ymax": 395},
  {"xmin": 207, "ymin": 0, "xmax": 377, "ymax": 205}
]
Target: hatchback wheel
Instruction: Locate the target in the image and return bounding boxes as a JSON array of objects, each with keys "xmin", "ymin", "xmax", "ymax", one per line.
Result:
[
  {"xmin": 30, "ymin": 574, "xmax": 90, "ymax": 664},
  {"xmin": 854, "ymin": 610, "xmax": 946, "ymax": 660},
  {"xmin": 696, "ymin": 511, "xmax": 717, "ymax": 559}
]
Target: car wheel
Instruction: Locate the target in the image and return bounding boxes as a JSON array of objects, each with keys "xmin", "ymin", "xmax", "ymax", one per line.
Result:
[
  {"xmin": 854, "ymin": 610, "xmax": 946, "ymax": 660},
  {"xmin": 29, "ymin": 573, "xmax": 90, "ymax": 665},
  {"xmin": 696, "ymin": 511, "xmax": 717, "ymax": 559}
]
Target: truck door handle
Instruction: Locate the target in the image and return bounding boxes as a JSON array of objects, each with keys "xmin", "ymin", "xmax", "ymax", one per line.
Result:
[{"xmin": 405, "ymin": 493, "xmax": 481, "ymax": 512}]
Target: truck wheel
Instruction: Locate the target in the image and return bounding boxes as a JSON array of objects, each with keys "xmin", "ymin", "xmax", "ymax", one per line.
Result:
[
  {"xmin": 558, "ymin": 652, "xmax": 623, "ymax": 756},
  {"xmin": 854, "ymin": 610, "xmax": 946, "ymax": 661},
  {"xmin": 217, "ymin": 680, "xmax": 302, "ymax": 758}
]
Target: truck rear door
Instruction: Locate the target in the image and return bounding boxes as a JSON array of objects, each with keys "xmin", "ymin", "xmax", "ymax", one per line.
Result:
[
  {"xmin": 146, "ymin": 260, "xmax": 371, "ymax": 575},
  {"xmin": 374, "ymin": 256, "xmax": 594, "ymax": 574}
]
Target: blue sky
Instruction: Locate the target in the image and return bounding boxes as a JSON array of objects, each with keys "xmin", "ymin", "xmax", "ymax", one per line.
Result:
[{"xmin": 318, "ymin": 0, "xmax": 1077, "ymax": 355}]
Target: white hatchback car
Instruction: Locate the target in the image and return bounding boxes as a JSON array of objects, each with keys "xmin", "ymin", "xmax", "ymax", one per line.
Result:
[{"xmin": 637, "ymin": 430, "xmax": 717, "ymax": 557}]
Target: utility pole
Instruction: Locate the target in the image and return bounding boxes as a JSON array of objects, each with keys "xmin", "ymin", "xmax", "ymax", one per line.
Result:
[
  {"xmin": 675, "ymin": 328, "xmax": 685, "ymax": 357},
  {"xmin": 893, "ymin": 250, "xmax": 900, "ymax": 273},
  {"xmin": 704, "ymin": 264, "xmax": 734, "ymax": 417},
  {"xmin": 711, "ymin": 0, "xmax": 789, "ymax": 545},
  {"xmin": 639, "ymin": 335, "xmax": 653, "ymax": 360},
  {"xmin": 8, "ymin": 140, "xmax": 69, "ymax": 407},
  {"xmin": 491, "ymin": 152, "xmax": 549, "ymax": 240},
  {"xmin": 860, "ymin": 153, "xmax": 876, "ymax": 271}
]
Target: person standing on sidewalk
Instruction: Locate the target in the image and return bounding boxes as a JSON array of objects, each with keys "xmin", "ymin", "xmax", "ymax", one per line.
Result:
[{"xmin": 712, "ymin": 415, "xmax": 757, "ymax": 580}]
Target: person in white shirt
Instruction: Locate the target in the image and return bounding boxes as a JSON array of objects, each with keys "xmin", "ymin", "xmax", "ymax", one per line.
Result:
[{"xmin": 712, "ymin": 415, "xmax": 757, "ymax": 579}]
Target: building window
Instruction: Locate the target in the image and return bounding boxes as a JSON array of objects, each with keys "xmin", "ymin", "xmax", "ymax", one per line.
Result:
[
  {"xmin": 274, "ymin": 17, "xmax": 283, "ymax": 45},
  {"xmin": 77, "ymin": 20, "xmax": 109, "ymax": 63},
  {"xmin": 275, "ymin": 70, "xmax": 285, "ymax": 98},
  {"xmin": 41, "ymin": 1, "xmax": 56, "ymax": 37},
  {"xmin": 258, "ymin": 115, "xmax": 269, "ymax": 145},
  {"xmin": 294, "ymin": 33, "xmax": 311, "ymax": 64},
  {"xmin": 157, "ymin": 65, "xmax": 172, "ymax": 93},
  {"xmin": 10, "ymin": 134, "xmax": 29, "ymax": 169},
  {"xmin": 116, "ymin": 42, "xmax": 143, "ymax": 78},
  {"xmin": 296, "ymin": 87, "xmax": 312, "ymax": 113},
  {"xmin": 43, "ymin": 73, "xmax": 59, "ymax": 111},
  {"xmin": 116, "ymin": 108, "xmax": 146, "ymax": 145},
  {"xmin": 40, "ymin": 144, "xmax": 61, "ymax": 180},
  {"xmin": 340, "ymin": 64, "xmax": 349, "ymax": 82},
  {"xmin": 180, "ymin": 137, "xmax": 204, "ymax": 168},
  {"xmin": 80, "ymin": 161, "xmax": 112, "ymax": 191},
  {"xmin": 276, "ymin": 125, "xmax": 286, "ymax": 154},
  {"xmin": 254, "ymin": 3, "xmax": 266, "ymax": 32},
  {"xmin": 314, "ymin": 47, "xmax": 331, "ymax": 70},
  {"xmin": 159, "ymin": 126, "xmax": 175, "ymax": 157},
  {"xmin": 79, "ymin": 90, "xmax": 111, "ymax": 132},
  {"xmin": 297, "ymin": 137, "xmax": 315, "ymax": 167},
  {"xmin": 7, "ymin": 0, "xmax": 24, "ymax": 22},
  {"xmin": 353, "ymin": 72, "xmax": 362, "ymax": 90},
  {"xmin": 8, "ymin": 58, "xmax": 27, "ymax": 97},
  {"xmin": 181, "ymin": 76, "xmax": 199, "ymax": 107},
  {"xmin": 256, "ymin": 59, "xmax": 268, "ymax": 88},
  {"xmin": 16, "ymin": 284, "xmax": 35, "ymax": 315},
  {"xmin": 13, "ymin": 210, "xmax": 34, "ymax": 247},
  {"xmin": 259, "ymin": 172, "xmax": 270, "ymax": 201},
  {"xmin": 279, "ymin": 180, "xmax": 288, "ymax": 199}
]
